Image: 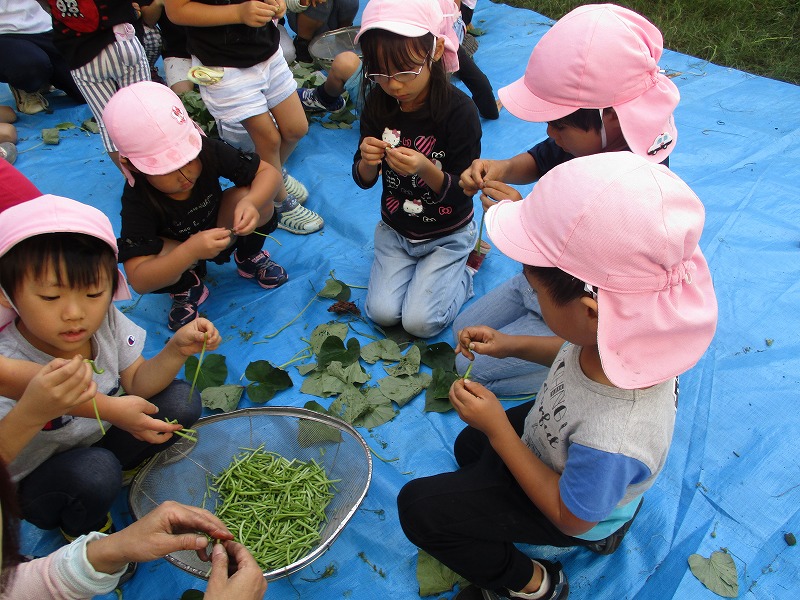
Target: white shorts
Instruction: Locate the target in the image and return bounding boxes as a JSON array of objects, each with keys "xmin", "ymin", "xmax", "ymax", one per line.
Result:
[
  {"xmin": 164, "ymin": 57, "xmax": 192, "ymax": 88},
  {"xmin": 193, "ymin": 50, "xmax": 297, "ymax": 124}
]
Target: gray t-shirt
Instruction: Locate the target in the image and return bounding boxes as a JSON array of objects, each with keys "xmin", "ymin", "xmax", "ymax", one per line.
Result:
[{"xmin": 0, "ymin": 306, "xmax": 146, "ymax": 481}]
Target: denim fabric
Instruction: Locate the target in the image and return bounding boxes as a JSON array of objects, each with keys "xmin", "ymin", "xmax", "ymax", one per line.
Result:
[
  {"xmin": 452, "ymin": 272, "xmax": 553, "ymax": 396},
  {"xmin": 366, "ymin": 220, "xmax": 476, "ymax": 339}
]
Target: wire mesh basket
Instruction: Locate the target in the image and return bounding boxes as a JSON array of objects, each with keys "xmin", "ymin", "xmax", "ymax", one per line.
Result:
[
  {"xmin": 128, "ymin": 406, "xmax": 372, "ymax": 580},
  {"xmin": 309, "ymin": 26, "xmax": 362, "ymax": 70}
]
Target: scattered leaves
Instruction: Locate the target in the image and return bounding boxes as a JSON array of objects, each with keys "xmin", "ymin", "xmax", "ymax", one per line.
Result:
[
  {"xmin": 80, "ymin": 118, "xmax": 100, "ymax": 134},
  {"xmin": 417, "ymin": 549, "xmax": 468, "ymax": 596},
  {"xmin": 310, "ymin": 322, "xmax": 349, "ymax": 354},
  {"xmin": 244, "ymin": 360, "xmax": 293, "ymax": 403},
  {"xmin": 317, "ymin": 336, "xmax": 361, "ymax": 371},
  {"xmin": 420, "ymin": 342, "xmax": 456, "ymax": 372},
  {"xmin": 384, "ymin": 345, "xmax": 421, "ymax": 377},
  {"xmin": 424, "ymin": 368, "xmax": 459, "ymax": 413},
  {"xmin": 377, "ymin": 373, "xmax": 432, "ymax": 407},
  {"xmin": 318, "ymin": 271, "xmax": 352, "ymax": 301},
  {"xmin": 297, "ymin": 401, "xmax": 344, "ymax": 446},
  {"xmin": 688, "ymin": 550, "xmax": 739, "ymax": 597},
  {"xmin": 328, "ymin": 300, "xmax": 360, "ymax": 316},
  {"xmin": 42, "ymin": 128, "xmax": 60, "ymax": 145},
  {"xmin": 201, "ymin": 384, "xmax": 244, "ymax": 412},
  {"xmin": 54, "ymin": 122, "xmax": 76, "ymax": 130},
  {"xmin": 179, "ymin": 90, "xmax": 217, "ymax": 136},
  {"xmin": 184, "ymin": 353, "xmax": 227, "ymax": 391},
  {"xmin": 361, "ymin": 339, "xmax": 402, "ymax": 364}
]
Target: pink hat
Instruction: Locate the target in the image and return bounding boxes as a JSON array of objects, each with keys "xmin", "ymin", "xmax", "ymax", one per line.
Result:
[
  {"xmin": 486, "ymin": 153, "xmax": 717, "ymax": 389},
  {"xmin": 355, "ymin": 0, "xmax": 460, "ymax": 73},
  {"xmin": 498, "ymin": 4, "xmax": 679, "ymax": 161},
  {"xmin": 0, "ymin": 195, "xmax": 132, "ymax": 329},
  {"xmin": 103, "ymin": 81, "xmax": 203, "ymax": 186}
]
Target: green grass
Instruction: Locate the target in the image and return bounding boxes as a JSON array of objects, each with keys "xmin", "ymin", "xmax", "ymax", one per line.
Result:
[{"xmin": 494, "ymin": 0, "xmax": 800, "ymax": 84}]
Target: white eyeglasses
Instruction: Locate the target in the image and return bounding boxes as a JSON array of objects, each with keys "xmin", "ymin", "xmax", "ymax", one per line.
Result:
[{"xmin": 364, "ymin": 39, "xmax": 437, "ymax": 84}]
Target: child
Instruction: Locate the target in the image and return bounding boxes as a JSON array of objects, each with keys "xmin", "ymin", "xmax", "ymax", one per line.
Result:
[
  {"xmin": 453, "ymin": 3, "xmax": 681, "ymax": 395},
  {"xmin": 164, "ymin": 0, "xmax": 324, "ymax": 235},
  {"xmin": 286, "ymin": 0, "xmax": 359, "ymax": 64},
  {"xmin": 353, "ymin": 0, "xmax": 481, "ymax": 339},
  {"xmin": 398, "ymin": 152, "xmax": 718, "ymax": 600},
  {"xmin": 103, "ymin": 81, "xmax": 288, "ymax": 331},
  {"xmin": 43, "ymin": 0, "xmax": 151, "ymax": 168},
  {"xmin": 0, "ymin": 104, "xmax": 17, "ymax": 164},
  {"xmin": 0, "ymin": 194, "xmax": 219, "ymax": 542}
]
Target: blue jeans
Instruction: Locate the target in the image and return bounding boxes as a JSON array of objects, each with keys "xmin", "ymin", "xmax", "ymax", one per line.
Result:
[
  {"xmin": 366, "ymin": 220, "xmax": 476, "ymax": 339},
  {"xmin": 452, "ymin": 272, "xmax": 552, "ymax": 396},
  {"xmin": 17, "ymin": 380, "xmax": 201, "ymax": 537}
]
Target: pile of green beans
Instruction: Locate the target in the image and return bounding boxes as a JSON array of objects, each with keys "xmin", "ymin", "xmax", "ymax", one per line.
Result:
[{"xmin": 208, "ymin": 445, "xmax": 339, "ymax": 571}]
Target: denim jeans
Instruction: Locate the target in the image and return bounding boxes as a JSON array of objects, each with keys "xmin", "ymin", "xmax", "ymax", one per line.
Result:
[
  {"xmin": 366, "ymin": 220, "xmax": 476, "ymax": 339},
  {"xmin": 17, "ymin": 380, "xmax": 201, "ymax": 536},
  {"xmin": 452, "ymin": 272, "xmax": 553, "ymax": 396}
]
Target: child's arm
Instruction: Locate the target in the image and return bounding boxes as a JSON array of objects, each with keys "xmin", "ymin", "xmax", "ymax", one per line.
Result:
[
  {"xmin": 229, "ymin": 161, "xmax": 282, "ymax": 236},
  {"xmin": 355, "ymin": 137, "xmax": 388, "ymax": 185},
  {"xmin": 120, "ymin": 318, "xmax": 221, "ymax": 399},
  {"xmin": 449, "ymin": 378, "xmax": 596, "ymax": 536},
  {"xmin": 140, "ymin": 0, "xmax": 165, "ymax": 27},
  {"xmin": 456, "ymin": 325, "xmax": 564, "ymax": 367},
  {"xmin": 165, "ymin": 0, "xmax": 279, "ymax": 28},
  {"xmin": 385, "ymin": 146, "xmax": 446, "ymax": 193},
  {"xmin": 459, "ymin": 152, "xmax": 542, "ymax": 197}
]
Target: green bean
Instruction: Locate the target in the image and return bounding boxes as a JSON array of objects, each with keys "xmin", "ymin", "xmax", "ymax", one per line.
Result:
[
  {"xmin": 163, "ymin": 418, "xmax": 197, "ymax": 443},
  {"xmin": 187, "ymin": 333, "xmax": 208, "ymax": 401},
  {"xmin": 210, "ymin": 445, "xmax": 340, "ymax": 571},
  {"xmin": 463, "ymin": 360, "xmax": 475, "ymax": 380},
  {"xmin": 83, "ymin": 359, "xmax": 106, "ymax": 434}
]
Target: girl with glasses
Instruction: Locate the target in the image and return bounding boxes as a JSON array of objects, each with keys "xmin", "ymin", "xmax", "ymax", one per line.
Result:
[{"xmin": 352, "ymin": 0, "xmax": 482, "ymax": 339}]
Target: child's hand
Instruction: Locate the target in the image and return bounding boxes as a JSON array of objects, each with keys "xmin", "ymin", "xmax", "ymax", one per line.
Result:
[
  {"xmin": 187, "ymin": 228, "xmax": 234, "ymax": 260},
  {"xmin": 455, "ymin": 325, "xmax": 510, "ymax": 360},
  {"xmin": 231, "ymin": 200, "xmax": 260, "ymax": 236},
  {"xmin": 17, "ymin": 356, "xmax": 96, "ymax": 425},
  {"xmin": 264, "ymin": 0, "xmax": 286, "ymax": 20},
  {"xmin": 479, "ymin": 180, "xmax": 522, "ymax": 211},
  {"xmin": 106, "ymin": 395, "xmax": 182, "ymax": 443},
  {"xmin": 238, "ymin": 0, "xmax": 274, "ymax": 27},
  {"xmin": 460, "ymin": 158, "xmax": 504, "ymax": 196},
  {"xmin": 360, "ymin": 136, "xmax": 388, "ymax": 166},
  {"xmin": 384, "ymin": 146, "xmax": 428, "ymax": 177},
  {"xmin": 173, "ymin": 318, "xmax": 221, "ymax": 356},
  {"xmin": 449, "ymin": 378, "xmax": 507, "ymax": 436}
]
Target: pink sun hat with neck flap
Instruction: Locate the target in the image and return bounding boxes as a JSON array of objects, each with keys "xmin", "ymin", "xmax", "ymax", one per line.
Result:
[
  {"xmin": 485, "ymin": 152, "xmax": 717, "ymax": 389},
  {"xmin": 498, "ymin": 3, "xmax": 679, "ymax": 162},
  {"xmin": 355, "ymin": 0, "xmax": 460, "ymax": 73},
  {"xmin": 103, "ymin": 81, "xmax": 204, "ymax": 186},
  {"xmin": 0, "ymin": 195, "xmax": 132, "ymax": 329}
]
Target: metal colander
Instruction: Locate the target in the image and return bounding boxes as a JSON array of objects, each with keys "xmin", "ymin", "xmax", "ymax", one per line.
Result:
[
  {"xmin": 128, "ymin": 406, "xmax": 372, "ymax": 580},
  {"xmin": 309, "ymin": 26, "xmax": 362, "ymax": 70}
]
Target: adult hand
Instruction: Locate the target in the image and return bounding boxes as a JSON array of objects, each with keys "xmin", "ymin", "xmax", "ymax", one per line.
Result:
[
  {"xmin": 172, "ymin": 318, "xmax": 222, "ymax": 356},
  {"xmin": 187, "ymin": 228, "xmax": 234, "ymax": 260},
  {"xmin": 459, "ymin": 158, "xmax": 506, "ymax": 196},
  {"xmin": 359, "ymin": 136, "xmax": 388, "ymax": 166},
  {"xmin": 205, "ymin": 540, "xmax": 268, "ymax": 600},
  {"xmin": 479, "ymin": 180, "xmax": 522, "ymax": 211},
  {"xmin": 449, "ymin": 378, "xmax": 507, "ymax": 436},
  {"xmin": 455, "ymin": 325, "xmax": 512, "ymax": 361},
  {"xmin": 85, "ymin": 501, "xmax": 234, "ymax": 574},
  {"xmin": 17, "ymin": 356, "xmax": 96, "ymax": 424}
]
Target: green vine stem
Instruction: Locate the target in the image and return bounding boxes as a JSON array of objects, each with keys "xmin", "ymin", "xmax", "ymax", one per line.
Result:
[
  {"xmin": 257, "ymin": 293, "xmax": 318, "ymax": 341},
  {"xmin": 188, "ymin": 334, "xmax": 208, "ymax": 401}
]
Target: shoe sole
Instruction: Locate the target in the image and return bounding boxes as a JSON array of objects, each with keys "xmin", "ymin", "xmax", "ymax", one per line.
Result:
[
  {"xmin": 237, "ymin": 269, "xmax": 289, "ymax": 289},
  {"xmin": 277, "ymin": 221, "xmax": 322, "ymax": 234}
]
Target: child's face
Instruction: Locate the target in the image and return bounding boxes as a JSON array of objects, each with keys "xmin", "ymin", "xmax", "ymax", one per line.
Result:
[
  {"xmin": 372, "ymin": 41, "xmax": 437, "ymax": 112},
  {"xmin": 546, "ymin": 121, "xmax": 604, "ymax": 157},
  {"xmin": 144, "ymin": 157, "xmax": 202, "ymax": 201},
  {"xmin": 7, "ymin": 261, "xmax": 112, "ymax": 359}
]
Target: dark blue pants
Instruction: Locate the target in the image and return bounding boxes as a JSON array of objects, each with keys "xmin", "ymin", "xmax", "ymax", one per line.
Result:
[
  {"xmin": 17, "ymin": 380, "xmax": 201, "ymax": 537},
  {"xmin": 0, "ymin": 31, "xmax": 84, "ymax": 101}
]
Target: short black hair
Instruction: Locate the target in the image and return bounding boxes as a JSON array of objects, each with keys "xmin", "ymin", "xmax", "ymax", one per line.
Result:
[
  {"xmin": 548, "ymin": 108, "xmax": 603, "ymax": 132},
  {"xmin": 0, "ymin": 233, "xmax": 118, "ymax": 301},
  {"xmin": 524, "ymin": 265, "xmax": 588, "ymax": 306}
]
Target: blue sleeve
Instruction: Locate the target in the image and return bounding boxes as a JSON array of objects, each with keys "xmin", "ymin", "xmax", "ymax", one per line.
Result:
[
  {"xmin": 527, "ymin": 138, "xmax": 574, "ymax": 176},
  {"xmin": 559, "ymin": 443, "xmax": 651, "ymax": 522}
]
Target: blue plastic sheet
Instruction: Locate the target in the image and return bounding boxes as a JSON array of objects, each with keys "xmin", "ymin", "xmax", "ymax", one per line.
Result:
[{"xmin": 4, "ymin": 2, "xmax": 800, "ymax": 599}]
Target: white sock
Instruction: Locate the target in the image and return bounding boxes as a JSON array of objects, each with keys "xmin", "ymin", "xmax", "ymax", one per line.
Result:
[{"xmin": 508, "ymin": 560, "xmax": 550, "ymax": 599}]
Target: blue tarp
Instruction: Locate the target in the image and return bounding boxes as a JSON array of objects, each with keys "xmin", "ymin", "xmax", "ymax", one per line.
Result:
[{"xmin": 6, "ymin": 2, "xmax": 800, "ymax": 599}]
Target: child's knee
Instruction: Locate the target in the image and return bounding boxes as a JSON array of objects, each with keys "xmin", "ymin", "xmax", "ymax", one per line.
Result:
[
  {"xmin": 153, "ymin": 380, "xmax": 202, "ymax": 427},
  {"xmin": 402, "ymin": 313, "xmax": 447, "ymax": 340},
  {"xmin": 364, "ymin": 298, "xmax": 401, "ymax": 329},
  {"xmin": 280, "ymin": 117, "xmax": 308, "ymax": 145}
]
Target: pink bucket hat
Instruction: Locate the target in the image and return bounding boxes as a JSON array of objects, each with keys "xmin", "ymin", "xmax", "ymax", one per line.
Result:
[
  {"xmin": 103, "ymin": 81, "xmax": 203, "ymax": 186},
  {"xmin": 0, "ymin": 195, "xmax": 131, "ymax": 329},
  {"xmin": 498, "ymin": 3, "xmax": 679, "ymax": 161},
  {"xmin": 486, "ymin": 153, "xmax": 717, "ymax": 389},
  {"xmin": 355, "ymin": 0, "xmax": 460, "ymax": 73}
]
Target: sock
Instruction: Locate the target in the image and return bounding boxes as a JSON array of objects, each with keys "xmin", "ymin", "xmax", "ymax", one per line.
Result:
[
  {"xmin": 316, "ymin": 84, "xmax": 341, "ymax": 108},
  {"xmin": 508, "ymin": 560, "xmax": 550, "ymax": 599}
]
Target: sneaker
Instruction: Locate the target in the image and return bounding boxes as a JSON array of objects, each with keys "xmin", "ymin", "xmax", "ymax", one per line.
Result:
[
  {"xmin": 294, "ymin": 36, "xmax": 313, "ymax": 63},
  {"xmin": 585, "ymin": 499, "xmax": 643, "ymax": 555},
  {"xmin": 276, "ymin": 194, "xmax": 323, "ymax": 234},
  {"xmin": 168, "ymin": 271, "xmax": 209, "ymax": 331},
  {"xmin": 282, "ymin": 167, "xmax": 309, "ymax": 204},
  {"xmin": 61, "ymin": 512, "xmax": 114, "ymax": 543},
  {"xmin": 119, "ymin": 560, "xmax": 138, "ymax": 585},
  {"xmin": 234, "ymin": 249, "xmax": 288, "ymax": 289},
  {"xmin": 297, "ymin": 87, "xmax": 345, "ymax": 114},
  {"xmin": 10, "ymin": 86, "xmax": 49, "ymax": 115},
  {"xmin": 0, "ymin": 142, "xmax": 17, "ymax": 165},
  {"xmin": 453, "ymin": 560, "xmax": 568, "ymax": 600}
]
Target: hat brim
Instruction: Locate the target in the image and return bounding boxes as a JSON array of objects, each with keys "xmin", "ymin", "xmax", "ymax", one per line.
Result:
[
  {"xmin": 355, "ymin": 22, "xmax": 430, "ymax": 43},
  {"xmin": 497, "ymin": 75, "xmax": 578, "ymax": 123},
  {"xmin": 485, "ymin": 198, "xmax": 554, "ymax": 267}
]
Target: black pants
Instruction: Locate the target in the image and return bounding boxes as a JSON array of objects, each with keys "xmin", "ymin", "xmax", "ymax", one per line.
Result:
[
  {"xmin": 456, "ymin": 45, "xmax": 499, "ymax": 120},
  {"xmin": 398, "ymin": 401, "xmax": 590, "ymax": 593},
  {"xmin": 0, "ymin": 32, "xmax": 84, "ymax": 102}
]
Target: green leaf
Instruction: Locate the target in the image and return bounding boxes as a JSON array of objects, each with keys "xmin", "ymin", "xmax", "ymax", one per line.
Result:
[
  {"xmin": 184, "ymin": 354, "xmax": 227, "ymax": 391},
  {"xmin": 318, "ymin": 272, "xmax": 351, "ymax": 301},
  {"xmin": 310, "ymin": 322, "xmax": 349, "ymax": 354},
  {"xmin": 300, "ymin": 371, "xmax": 348, "ymax": 398},
  {"xmin": 424, "ymin": 368, "xmax": 458, "ymax": 413},
  {"xmin": 329, "ymin": 386, "xmax": 370, "ymax": 423},
  {"xmin": 420, "ymin": 342, "xmax": 456, "ymax": 372},
  {"xmin": 385, "ymin": 345, "xmax": 421, "ymax": 377},
  {"xmin": 377, "ymin": 372, "xmax": 432, "ymax": 407},
  {"xmin": 296, "ymin": 362, "xmax": 317, "ymax": 376},
  {"xmin": 201, "ymin": 384, "xmax": 244, "ymax": 412},
  {"xmin": 317, "ymin": 336, "xmax": 361, "ymax": 370},
  {"xmin": 245, "ymin": 363, "xmax": 292, "ymax": 403},
  {"xmin": 688, "ymin": 551, "xmax": 739, "ymax": 598},
  {"xmin": 80, "ymin": 118, "xmax": 100, "ymax": 134},
  {"xmin": 327, "ymin": 360, "xmax": 371, "ymax": 385},
  {"xmin": 42, "ymin": 128, "xmax": 60, "ymax": 145},
  {"xmin": 352, "ymin": 387, "xmax": 397, "ymax": 429},
  {"xmin": 417, "ymin": 549, "xmax": 468, "ymax": 596},
  {"xmin": 244, "ymin": 359, "xmax": 286, "ymax": 383},
  {"xmin": 297, "ymin": 401, "xmax": 343, "ymax": 447},
  {"xmin": 54, "ymin": 121, "xmax": 76, "ymax": 130},
  {"xmin": 361, "ymin": 339, "xmax": 403, "ymax": 364}
]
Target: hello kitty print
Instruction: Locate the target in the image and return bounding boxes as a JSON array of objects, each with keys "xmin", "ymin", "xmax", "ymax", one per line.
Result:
[{"xmin": 383, "ymin": 132, "xmax": 448, "ymax": 222}]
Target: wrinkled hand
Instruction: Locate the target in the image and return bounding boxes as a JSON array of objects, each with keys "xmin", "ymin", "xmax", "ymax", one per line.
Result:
[
  {"xmin": 109, "ymin": 395, "xmax": 181, "ymax": 443},
  {"xmin": 173, "ymin": 318, "xmax": 222, "ymax": 356},
  {"xmin": 205, "ymin": 540, "xmax": 267, "ymax": 600},
  {"xmin": 187, "ymin": 228, "xmax": 234, "ymax": 260},
  {"xmin": 479, "ymin": 180, "xmax": 522, "ymax": 211},
  {"xmin": 455, "ymin": 325, "xmax": 511, "ymax": 361},
  {"xmin": 238, "ymin": 0, "xmax": 274, "ymax": 27},
  {"xmin": 359, "ymin": 136, "xmax": 388, "ymax": 166},
  {"xmin": 232, "ymin": 200, "xmax": 260, "ymax": 236},
  {"xmin": 384, "ymin": 146, "xmax": 429, "ymax": 177},
  {"xmin": 459, "ymin": 158, "xmax": 505, "ymax": 196},
  {"xmin": 17, "ymin": 356, "xmax": 96, "ymax": 425},
  {"xmin": 449, "ymin": 378, "xmax": 507, "ymax": 435}
]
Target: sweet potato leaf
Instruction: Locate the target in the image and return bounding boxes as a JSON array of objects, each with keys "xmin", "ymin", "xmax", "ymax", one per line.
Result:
[
  {"xmin": 352, "ymin": 387, "xmax": 397, "ymax": 429},
  {"xmin": 420, "ymin": 342, "xmax": 456, "ymax": 372},
  {"xmin": 688, "ymin": 551, "xmax": 738, "ymax": 598},
  {"xmin": 297, "ymin": 362, "xmax": 317, "ymax": 376},
  {"xmin": 310, "ymin": 322, "xmax": 349, "ymax": 354},
  {"xmin": 201, "ymin": 384, "xmax": 244, "ymax": 412},
  {"xmin": 417, "ymin": 549, "xmax": 468, "ymax": 596},
  {"xmin": 329, "ymin": 386, "xmax": 370, "ymax": 423},
  {"xmin": 317, "ymin": 336, "xmax": 361, "ymax": 370},
  {"xmin": 361, "ymin": 338, "xmax": 403, "ymax": 364},
  {"xmin": 424, "ymin": 368, "xmax": 458, "ymax": 413},
  {"xmin": 385, "ymin": 345, "xmax": 421, "ymax": 377},
  {"xmin": 377, "ymin": 372, "xmax": 432, "ymax": 407},
  {"xmin": 184, "ymin": 353, "xmax": 227, "ymax": 391},
  {"xmin": 300, "ymin": 371, "xmax": 347, "ymax": 398},
  {"xmin": 245, "ymin": 361, "xmax": 293, "ymax": 403},
  {"xmin": 297, "ymin": 400, "xmax": 343, "ymax": 447},
  {"xmin": 318, "ymin": 272, "xmax": 351, "ymax": 301},
  {"xmin": 327, "ymin": 360, "xmax": 371, "ymax": 385}
]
